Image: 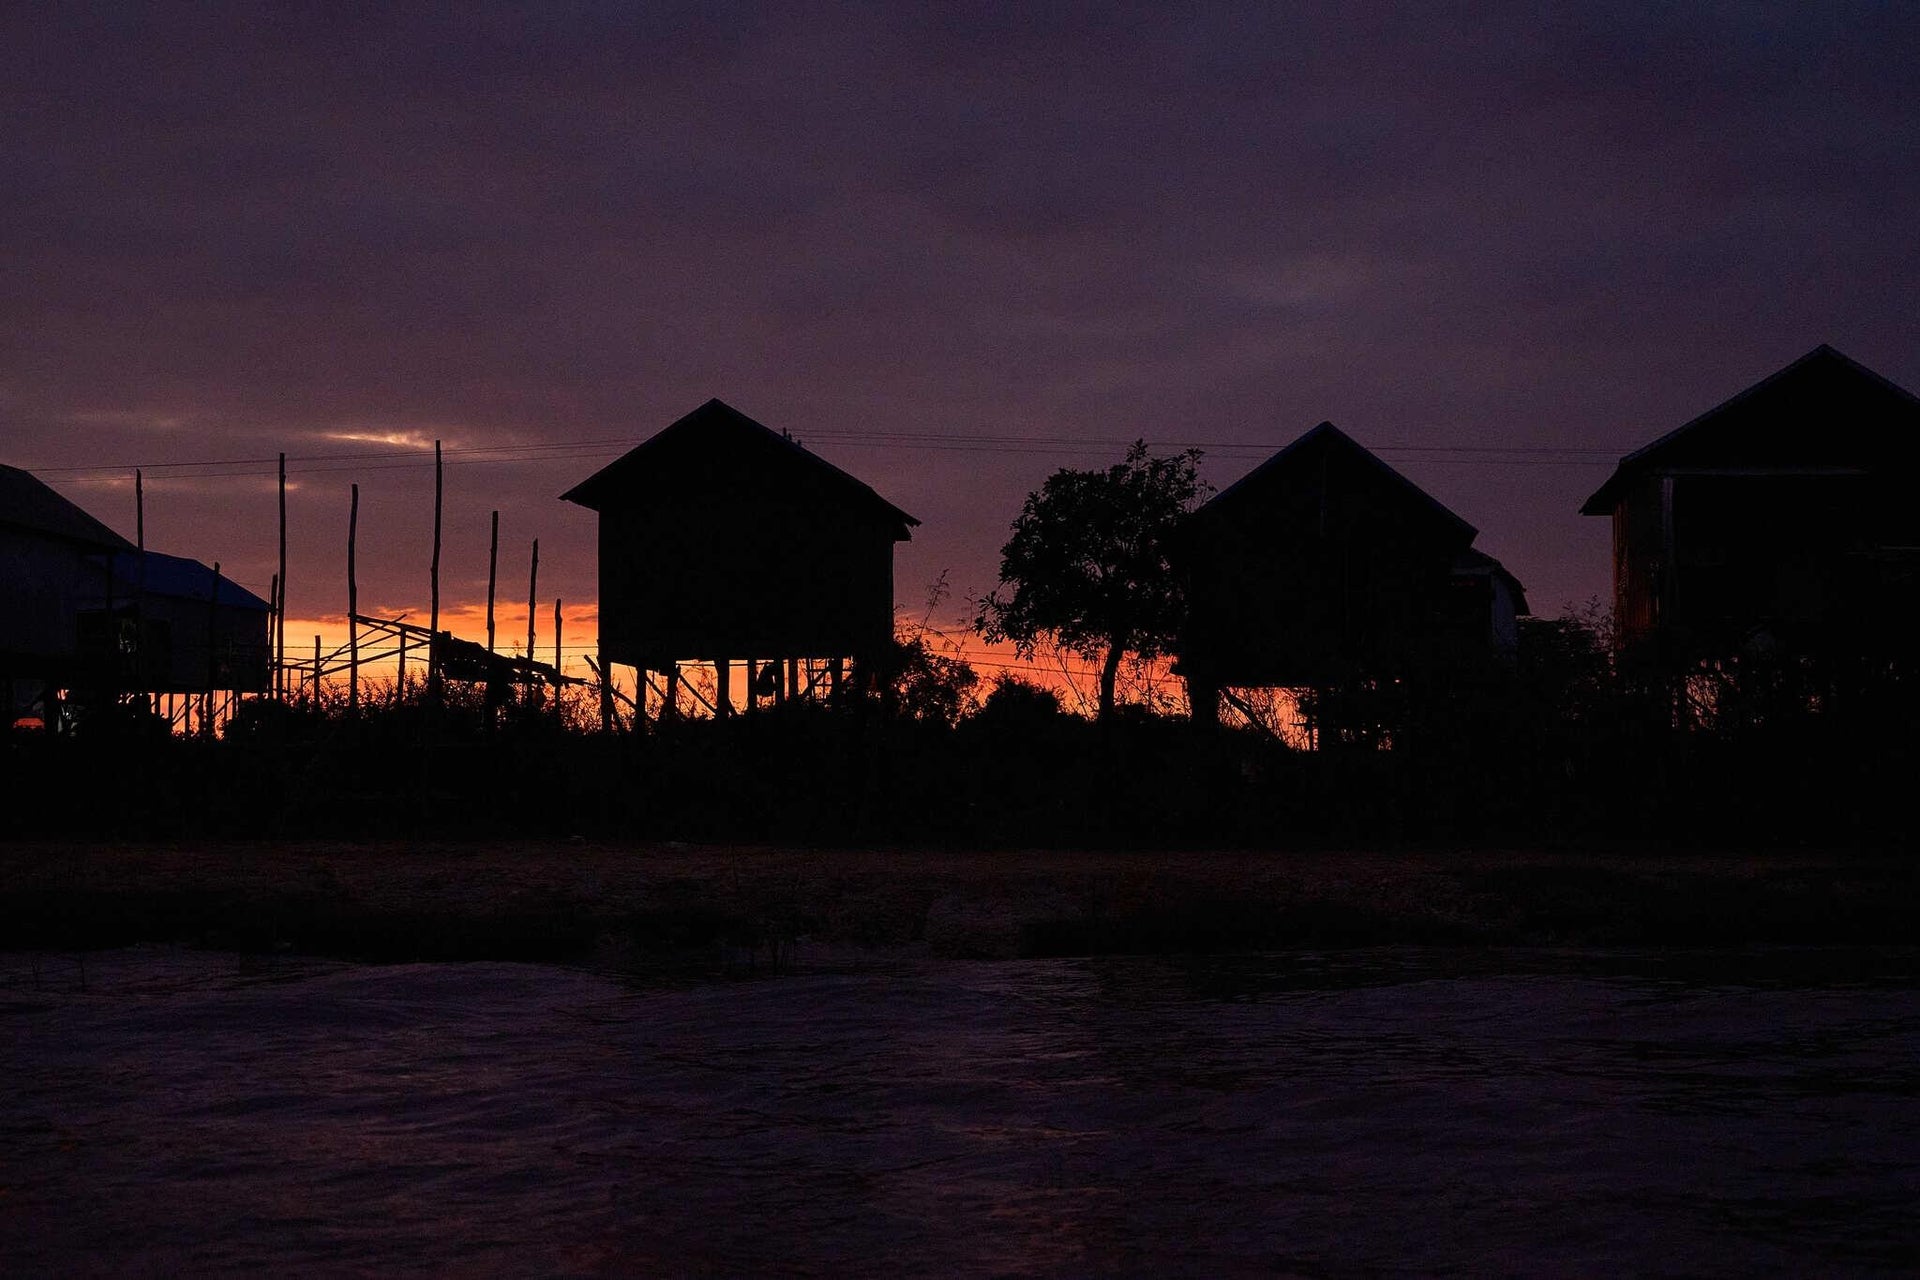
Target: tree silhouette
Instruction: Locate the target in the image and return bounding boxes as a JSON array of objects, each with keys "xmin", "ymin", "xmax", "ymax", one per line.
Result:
[{"xmin": 975, "ymin": 442, "xmax": 1206, "ymax": 720}]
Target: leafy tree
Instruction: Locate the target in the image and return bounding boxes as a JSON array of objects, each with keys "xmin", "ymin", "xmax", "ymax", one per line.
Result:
[
  {"xmin": 974, "ymin": 441, "xmax": 1207, "ymax": 720},
  {"xmin": 969, "ymin": 673, "xmax": 1062, "ymax": 726},
  {"xmin": 888, "ymin": 633, "xmax": 981, "ymax": 726}
]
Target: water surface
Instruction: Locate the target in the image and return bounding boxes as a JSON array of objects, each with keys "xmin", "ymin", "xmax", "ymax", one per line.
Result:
[{"xmin": 3, "ymin": 947, "xmax": 1916, "ymax": 1276}]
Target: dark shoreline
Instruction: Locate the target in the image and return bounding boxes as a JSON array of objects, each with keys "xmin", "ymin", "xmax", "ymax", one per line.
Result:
[{"xmin": 3, "ymin": 840, "xmax": 1914, "ymax": 965}]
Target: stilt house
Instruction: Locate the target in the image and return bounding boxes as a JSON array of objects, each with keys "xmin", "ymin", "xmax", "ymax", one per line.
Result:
[
  {"xmin": 95, "ymin": 550, "xmax": 272, "ymax": 695},
  {"xmin": 1175, "ymin": 422, "xmax": 1526, "ymax": 709},
  {"xmin": 1, "ymin": 464, "xmax": 133, "ymax": 697},
  {"xmin": 1581, "ymin": 345, "xmax": 1920, "ymax": 659},
  {"xmin": 561, "ymin": 399, "xmax": 918, "ymax": 710},
  {"xmin": 2, "ymin": 464, "xmax": 271, "ymax": 726}
]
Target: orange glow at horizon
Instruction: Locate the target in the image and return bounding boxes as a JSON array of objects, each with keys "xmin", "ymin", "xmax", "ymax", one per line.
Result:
[{"xmin": 274, "ymin": 599, "xmax": 1192, "ymax": 718}]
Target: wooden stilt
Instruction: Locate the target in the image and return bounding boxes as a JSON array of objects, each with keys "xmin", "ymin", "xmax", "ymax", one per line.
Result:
[{"xmin": 715, "ymin": 660, "xmax": 732, "ymax": 718}]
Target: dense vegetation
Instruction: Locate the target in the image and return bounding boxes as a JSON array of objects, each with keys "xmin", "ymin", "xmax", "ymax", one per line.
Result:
[{"xmin": 4, "ymin": 611, "xmax": 1914, "ymax": 851}]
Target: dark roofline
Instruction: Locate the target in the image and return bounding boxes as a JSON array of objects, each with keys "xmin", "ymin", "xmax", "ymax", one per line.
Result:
[
  {"xmin": 1197, "ymin": 421, "xmax": 1478, "ymax": 541},
  {"xmin": 1579, "ymin": 344, "xmax": 1920, "ymax": 515},
  {"xmin": 559, "ymin": 398, "xmax": 920, "ymax": 533},
  {"xmin": 1453, "ymin": 546, "xmax": 1530, "ymax": 617},
  {"xmin": 0, "ymin": 464, "xmax": 135, "ymax": 550}
]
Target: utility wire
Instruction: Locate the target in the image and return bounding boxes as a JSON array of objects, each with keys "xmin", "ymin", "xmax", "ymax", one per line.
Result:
[{"xmin": 26, "ymin": 428, "xmax": 1624, "ymax": 483}]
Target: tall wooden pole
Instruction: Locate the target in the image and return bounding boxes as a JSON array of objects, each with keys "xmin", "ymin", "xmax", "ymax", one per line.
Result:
[
  {"xmin": 486, "ymin": 511, "xmax": 499, "ymax": 653},
  {"xmin": 312, "ymin": 634, "xmax": 320, "ymax": 703},
  {"xmin": 132, "ymin": 468, "xmax": 145, "ymax": 698},
  {"xmin": 552, "ymin": 597, "xmax": 562, "ymax": 672},
  {"xmin": 428, "ymin": 439, "xmax": 442, "ymax": 698},
  {"xmin": 205, "ymin": 561, "xmax": 220, "ymax": 738},
  {"xmin": 525, "ymin": 539, "xmax": 538, "ymax": 709},
  {"xmin": 269, "ymin": 572, "xmax": 279, "ymax": 697},
  {"xmin": 348, "ymin": 483, "xmax": 359, "ymax": 716},
  {"xmin": 525, "ymin": 539, "xmax": 538, "ymax": 659},
  {"xmin": 277, "ymin": 452, "xmax": 287, "ymax": 701}
]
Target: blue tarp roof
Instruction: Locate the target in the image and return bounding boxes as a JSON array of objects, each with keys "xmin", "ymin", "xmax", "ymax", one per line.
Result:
[{"xmin": 107, "ymin": 550, "xmax": 271, "ymax": 611}]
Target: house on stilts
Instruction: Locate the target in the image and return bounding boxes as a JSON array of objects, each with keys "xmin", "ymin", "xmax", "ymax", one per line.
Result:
[
  {"xmin": 1581, "ymin": 344, "xmax": 1920, "ymax": 665},
  {"xmin": 561, "ymin": 399, "xmax": 919, "ymax": 720},
  {"xmin": 2, "ymin": 464, "xmax": 271, "ymax": 732},
  {"xmin": 1173, "ymin": 422, "xmax": 1526, "ymax": 742}
]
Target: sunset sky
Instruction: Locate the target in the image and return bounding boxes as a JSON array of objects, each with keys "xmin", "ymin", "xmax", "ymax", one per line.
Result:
[{"xmin": 7, "ymin": 4, "xmax": 1918, "ymax": 685}]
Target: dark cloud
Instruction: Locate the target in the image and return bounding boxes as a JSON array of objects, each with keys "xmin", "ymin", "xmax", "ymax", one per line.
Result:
[{"xmin": 5, "ymin": 2, "xmax": 1917, "ymax": 639}]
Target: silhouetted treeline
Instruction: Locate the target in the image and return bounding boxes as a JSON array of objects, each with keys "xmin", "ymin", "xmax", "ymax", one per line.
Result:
[{"xmin": 4, "ymin": 615, "xmax": 1916, "ymax": 849}]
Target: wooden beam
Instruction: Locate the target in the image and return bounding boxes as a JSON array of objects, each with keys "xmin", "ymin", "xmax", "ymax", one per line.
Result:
[{"xmin": 1219, "ymin": 687, "xmax": 1283, "ymax": 744}]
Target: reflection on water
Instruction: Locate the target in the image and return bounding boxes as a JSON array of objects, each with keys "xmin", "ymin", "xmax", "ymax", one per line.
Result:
[{"xmin": 2, "ymin": 948, "xmax": 1916, "ymax": 1277}]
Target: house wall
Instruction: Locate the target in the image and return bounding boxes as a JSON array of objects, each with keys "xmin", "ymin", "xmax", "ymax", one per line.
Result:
[
  {"xmin": 597, "ymin": 498, "xmax": 897, "ymax": 669},
  {"xmin": 1179, "ymin": 446, "xmax": 1479, "ymax": 687},
  {"xmin": 1611, "ymin": 477, "xmax": 1666, "ymax": 644},
  {"xmin": 0, "ymin": 529, "xmax": 100, "ymax": 678},
  {"xmin": 126, "ymin": 593, "xmax": 271, "ymax": 692},
  {"xmin": 1616, "ymin": 470, "xmax": 1911, "ymax": 656}
]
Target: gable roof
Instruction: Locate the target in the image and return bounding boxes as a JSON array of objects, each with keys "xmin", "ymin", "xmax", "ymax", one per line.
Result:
[
  {"xmin": 560, "ymin": 398, "xmax": 919, "ymax": 539},
  {"xmin": 0, "ymin": 464, "xmax": 134, "ymax": 550},
  {"xmin": 1580, "ymin": 345, "xmax": 1920, "ymax": 515},
  {"xmin": 1451, "ymin": 546, "xmax": 1529, "ymax": 616},
  {"xmin": 1193, "ymin": 420, "xmax": 1478, "ymax": 543},
  {"xmin": 106, "ymin": 550, "xmax": 271, "ymax": 611}
]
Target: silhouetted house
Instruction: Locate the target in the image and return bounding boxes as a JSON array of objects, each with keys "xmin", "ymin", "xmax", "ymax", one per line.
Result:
[
  {"xmin": 2, "ymin": 465, "xmax": 271, "ymax": 726},
  {"xmin": 1581, "ymin": 345, "xmax": 1920, "ymax": 659},
  {"xmin": 1, "ymin": 464, "xmax": 132, "ymax": 694},
  {"xmin": 1175, "ymin": 422, "xmax": 1526, "ymax": 713},
  {"xmin": 561, "ymin": 399, "xmax": 918, "ymax": 709},
  {"xmin": 94, "ymin": 550, "xmax": 273, "ymax": 694}
]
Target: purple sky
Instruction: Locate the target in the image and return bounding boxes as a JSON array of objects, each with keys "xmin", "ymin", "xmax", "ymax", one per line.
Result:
[{"xmin": 7, "ymin": 3, "xmax": 1918, "ymax": 665}]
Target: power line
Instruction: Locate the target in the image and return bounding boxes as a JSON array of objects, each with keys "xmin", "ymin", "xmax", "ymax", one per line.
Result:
[{"xmin": 24, "ymin": 428, "xmax": 1624, "ymax": 483}]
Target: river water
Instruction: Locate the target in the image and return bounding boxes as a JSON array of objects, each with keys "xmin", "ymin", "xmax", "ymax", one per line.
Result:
[{"xmin": 3, "ymin": 947, "xmax": 1916, "ymax": 1277}]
